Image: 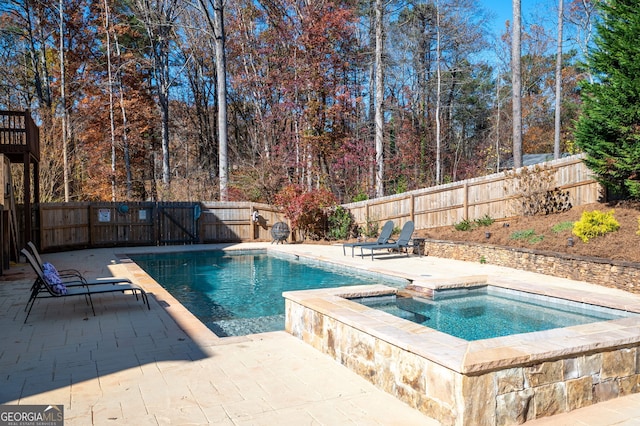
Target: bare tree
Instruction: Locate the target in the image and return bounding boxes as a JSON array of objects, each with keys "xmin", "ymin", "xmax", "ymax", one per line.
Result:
[
  {"xmin": 564, "ymin": 0, "xmax": 599, "ymax": 84},
  {"xmin": 102, "ymin": 0, "xmax": 117, "ymax": 201},
  {"xmin": 58, "ymin": 0, "xmax": 70, "ymax": 201},
  {"xmin": 113, "ymin": 35, "xmax": 133, "ymax": 199},
  {"xmin": 132, "ymin": 0, "xmax": 183, "ymax": 188},
  {"xmin": 374, "ymin": 0, "xmax": 384, "ymax": 197},
  {"xmin": 512, "ymin": 0, "xmax": 523, "ymax": 168},
  {"xmin": 435, "ymin": 0, "xmax": 442, "ymax": 184},
  {"xmin": 554, "ymin": 0, "xmax": 564, "ymax": 159},
  {"xmin": 1, "ymin": 0, "xmax": 52, "ymax": 108},
  {"xmin": 198, "ymin": 0, "xmax": 229, "ymax": 201},
  {"xmin": 367, "ymin": 0, "xmax": 376, "ymax": 196}
]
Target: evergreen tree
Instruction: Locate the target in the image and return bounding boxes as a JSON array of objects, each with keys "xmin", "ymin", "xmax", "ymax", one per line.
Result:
[{"xmin": 575, "ymin": 0, "xmax": 640, "ymax": 199}]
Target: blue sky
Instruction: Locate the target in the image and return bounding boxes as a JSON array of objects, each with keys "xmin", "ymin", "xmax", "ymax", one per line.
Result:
[
  {"xmin": 474, "ymin": 0, "xmax": 558, "ymax": 65},
  {"xmin": 481, "ymin": 0, "xmax": 552, "ymax": 37},
  {"xmin": 484, "ymin": 0, "xmax": 513, "ymax": 35}
]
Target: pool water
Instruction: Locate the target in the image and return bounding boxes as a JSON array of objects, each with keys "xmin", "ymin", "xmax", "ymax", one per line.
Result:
[
  {"xmin": 130, "ymin": 250, "xmax": 386, "ymax": 336},
  {"xmin": 356, "ymin": 286, "xmax": 635, "ymax": 341}
]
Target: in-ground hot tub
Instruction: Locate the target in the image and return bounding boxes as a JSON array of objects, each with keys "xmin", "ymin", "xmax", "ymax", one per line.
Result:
[
  {"xmin": 283, "ymin": 276, "xmax": 640, "ymax": 425},
  {"xmin": 353, "ymin": 285, "xmax": 635, "ymax": 341}
]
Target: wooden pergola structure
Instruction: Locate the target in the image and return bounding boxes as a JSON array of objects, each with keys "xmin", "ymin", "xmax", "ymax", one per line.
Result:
[{"xmin": 0, "ymin": 110, "xmax": 40, "ymax": 269}]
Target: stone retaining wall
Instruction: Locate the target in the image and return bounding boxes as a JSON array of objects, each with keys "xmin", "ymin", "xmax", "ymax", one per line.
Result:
[
  {"xmin": 422, "ymin": 240, "xmax": 640, "ymax": 294},
  {"xmin": 284, "ymin": 287, "xmax": 640, "ymax": 425},
  {"xmin": 492, "ymin": 349, "xmax": 640, "ymax": 425}
]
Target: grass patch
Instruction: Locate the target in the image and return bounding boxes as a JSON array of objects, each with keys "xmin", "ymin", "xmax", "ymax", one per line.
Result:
[
  {"xmin": 551, "ymin": 221, "xmax": 574, "ymax": 233},
  {"xmin": 529, "ymin": 234, "xmax": 544, "ymax": 243},
  {"xmin": 510, "ymin": 229, "xmax": 544, "ymax": 244},
  {"xmin": 510, "ymin": 229, "xmax": 536, "ymax": 240}
]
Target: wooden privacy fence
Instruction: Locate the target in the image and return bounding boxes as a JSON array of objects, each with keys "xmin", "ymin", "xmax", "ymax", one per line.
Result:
[
  {"xmin": 33, "ymin": 154, "xmax": 599, "ymax": 252},
  {"xmin": 342, "ymin": 154, "xmax": 601, "ymax": 230},
  {"xmin": 37, "ymin": 201, "xmax": 286, "ymax": 252}
]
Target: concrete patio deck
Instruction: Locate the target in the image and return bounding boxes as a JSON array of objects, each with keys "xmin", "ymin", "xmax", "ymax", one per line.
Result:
[{"xmin": 1, "ymin": 242, "xmax": 640, "ymax": 425}]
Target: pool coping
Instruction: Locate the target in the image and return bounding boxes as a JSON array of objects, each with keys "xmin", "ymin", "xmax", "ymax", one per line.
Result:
[
  {"xmin": 283, "ymin": 275, "xmax": 640, "ymax": 375},
  {"xmin": 114, "ymin": 243, "xmax": 640, "ymax": 375},
  {"xmin": 102, "ymin": 243, "xmax": 640, "ymax": 424}
]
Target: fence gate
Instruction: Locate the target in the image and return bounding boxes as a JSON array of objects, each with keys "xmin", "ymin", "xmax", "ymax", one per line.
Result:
[{"xmin": 157, "ymin": 202, "xmax": 201, "ymax": 245}]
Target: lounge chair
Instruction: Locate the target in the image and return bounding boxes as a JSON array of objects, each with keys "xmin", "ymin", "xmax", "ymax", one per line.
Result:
[
  {"xmin": 22, "ymin": 249, "xmax": 149, "ymax": 323},
  {"xmin": 25, "ymin": 241, "xmax": 131, "ymax": 285},
  {"xmin": 361, "ymin": 221, "xmax": 415, "ymax": 260},
  {"xmin": 342, "ymin": 220, "xmax": 395, "ymax": 257}
]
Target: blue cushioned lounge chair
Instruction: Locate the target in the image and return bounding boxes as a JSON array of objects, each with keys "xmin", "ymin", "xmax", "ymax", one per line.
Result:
[
  {"xmin": 26, "ymin": 241, "xmax": 131, "ymax": 285},
  {"xmin": 361, "ymin": 221, "xmax": 415, "ymax": 260},
  {"xmin": 22, "ymin": 249, "xmax": 149, "ymax": 323},
  {"xmin": 342, "ymin": 220, "xmax": 395, "ymax": 257}
]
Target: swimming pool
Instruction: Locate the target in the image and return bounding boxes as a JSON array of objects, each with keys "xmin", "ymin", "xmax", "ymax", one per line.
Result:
[
  {"xmin": 130, "ymin": 250, "xmax": 395, "ymax": 336},
  {"xmin": 354, "ymin": 286, "xmax": 635, "ymax": 340}
]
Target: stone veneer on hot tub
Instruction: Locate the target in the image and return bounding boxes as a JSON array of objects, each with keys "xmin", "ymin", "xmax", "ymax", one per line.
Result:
[{"xmin": 283, "ymin": 276, "xmax": 640, "ymax": 425}]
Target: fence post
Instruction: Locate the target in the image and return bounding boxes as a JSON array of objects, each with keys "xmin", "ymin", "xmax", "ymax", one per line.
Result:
[
  {"xmin": 250, "ymin": 204, "xmax": 257, "ymax": 241},
  {"xmin": 410, "ymin": 193, "xmax": 415, "ymax": 224},
  {"xmin": 365, "ymin": 202, "xmax": 370, "ymax": 224},
  {"xmin": 463, "ymin": 182, "xmax": 469, "ymax": 221},
  {"xmin": 88, "ymin": 204, "xmax": 93, "ymax": 247},
  {"xmin": 153, "ymin": 203, "xmax": 160, "ymax": 245}
]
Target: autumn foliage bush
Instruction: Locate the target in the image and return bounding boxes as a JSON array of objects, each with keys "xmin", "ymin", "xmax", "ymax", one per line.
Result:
[{"xmin": 274, "ymin": 185, "xmax": 337, "ymax": 240}]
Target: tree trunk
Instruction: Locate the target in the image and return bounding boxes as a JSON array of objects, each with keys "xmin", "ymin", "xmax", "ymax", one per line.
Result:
[
  {"xmin": 160, "ymin": 91, "xmax": 170, "ymax": 186},
  {"xmin": 114, "ymin": 35, "xmax": 133, "ymax": 199},
  {"xmin": 495, "ymin": 77, "xmax": 502, "ymax": 172},
  {"xmin": 213, "ymin": 0, "xmax": 228, "ymax": 201},
  {"xmin": 554, "ymin": 0, "xmax": 564, "ymax": 160},
  {"xmin": 59, "ymin": 0, "xmax": 70, "ymax": 201},
  {"xmin": 103, "ymin": 0, "xmax": 117, "ymax": 201},
  {"xmin": 374, "ymin": 0, "xmax": 384, "ymax": 198},
  {"xmin": 198, "ymin": 0, "xmax": 228, "ymax": 201},
  {"xmin": 368, "ymin": 1, "xmax": 376, "ymax": 196},
  {"xmin": 132, "ymin": 0, "xmax": 181, "ymax": 189},
  {"xmin": 435, "ymin": 0, "xmax": 442, "ymax": 184},
  {"xmin": 512, "ymin": 0, "xmax": 523, "ymax": 169}
]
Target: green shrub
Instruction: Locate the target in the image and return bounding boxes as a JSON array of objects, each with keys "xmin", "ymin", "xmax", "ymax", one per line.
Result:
[
  {"xmin": 454, "ymin": 219, "xmax": 473, "ymax": 231},
  {"xmin": 455, "ymin": 215, "xmax": 494, "ymax": 231},
  {"xmin": 572, "ymin": 210, "xmax": 620, "ymax": 243},
  {"xmin": 474, "ymin": 214, "xmax": 495, "ymax": 227},
  {"xmin": 327, "ymin": 206, "xmax": 355, "ymax": 240},
  {"xmin": 351, "ymin": 192, "xmax": 368, "ymax": 203},
  {"xmin": 363, "ymin": 217, "xmax": 379, "ymax": 239},
  {"xmin": 551, "ymin": 221, "xmax": 574, "ymax": 233}
]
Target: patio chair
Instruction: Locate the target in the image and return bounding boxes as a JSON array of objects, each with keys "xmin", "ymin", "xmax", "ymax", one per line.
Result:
[
  {"xmin": 342, "ymin": 220, "xmax": 395, "ymax": 257},
  {"xmin": 22, "ymin": 249, "xmax": 149, "ymax": 323},
  {"xmin": 361, "ymin": 221, "xmax": 415, "ymax": 260},
  {"xmin": 25, "ymin": 241, "xmax": 131, "ymax": 285}
]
